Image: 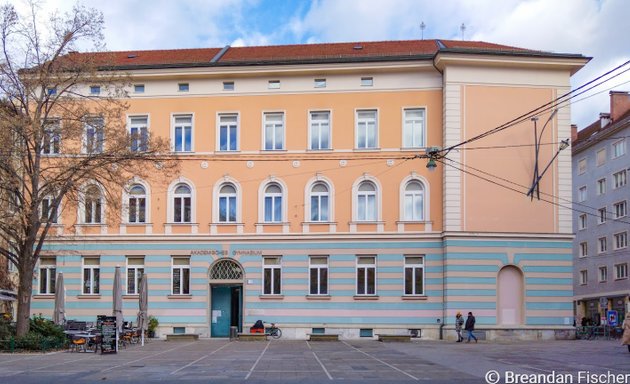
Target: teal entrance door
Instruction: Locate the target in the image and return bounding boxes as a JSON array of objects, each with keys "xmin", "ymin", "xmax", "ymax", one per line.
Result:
[{"xmin": 210, "ymin": 285, "xmax": 241, "ymax": 337}]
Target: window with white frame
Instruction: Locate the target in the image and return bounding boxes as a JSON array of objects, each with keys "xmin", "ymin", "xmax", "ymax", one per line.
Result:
[
  {"xmin": 309, "ymin": 182, "xmax": 329, "ymax": 222},
  {"xmin": 263, "ymin": 183, "xmax": 283, "ymax": 223},
  {"xmin": 309, "ymin": 256, "xmax": 328, "ymax": 295},
  {"xmin": 127, "ymin": 184, "xmax": 146, "ymax": 223},
  {"xmin": 90, "ymin": 85, "xmax": 100, "ymax": 95},
  {"xmin": 356, "ymin": 110, "xmax": 377, "ymax": 149},
  {"xmin": 361, "ymin": 77, "xmax": 373, "ymax": 86},
  {"xmin": 577, "ymin": 186, "xmax": 587, "ymax": 202},
  {"xmin": 597, "ymin": 178, "xmax": 606, "ymax": 195},
  {"xmin": 134, "ymin": 84, "xmax": 145, "ymax": 93},
  {"xmin": 613, "ymin": 170, "xmax": 627, "ymax": 189},
  {"xmin": 268, "ymin": 80, "xmax": 280, "ymax": 89},
  {"xmin": 596, "ymin": 148, "xmax": 606, "ymax": 166},
  {"xmin": 40, "ymin": 195, "xmax": 58, "ymax": 223},
  {"xmin": 83, "ymin": 116, "xmax": 104, "ymax": 154},
  {"xmin": 173, "ymin": 183, "xmax": 192, "ymax": 223},
  {"xmin": 39, "ymin": 257, "xmax": 56, "ymax": 295},
  {"xmin": 129, "ymin": 116, "xmax": 148, "ymax": 152},
  {"xmin": 357, "ymin": 181, "xmax": 377, "ymax": 221},
  {"xmin": 263, "ymin": 256, "xmax": 281, "ymax": 295},
  {"xmin": 614, "ymin": 231, "xmax": 628, "ymax": 250},
  {"xmin": 173, "ymin": 115, "xmax": 193, "ymax": 152},
  {"xmin": 314, "ymin": 78, "xmax": 326, "ymax": 88},
  {"xmin": 218, "ymin": 114, "xmax": 238, "ymax": 151},
  {"xmin": 263, "ymin": 112, "xmax": 284, "ymax": 150},
  {"xmin": 178, "ymin": 83, "xmax": 189, "ymax": 92},
  {"xmin": 615, "ymin": 263, "xmax": 628, "ymax": 280},
  {"xmin": 578, "ymin": 214, "xmax": 587, "ymax": 230},
  {"xmin": 599, "ymin": 266, "xmax": 607, "ymax": 282},
  {"xmin": 171, "ymin": 257, "xmax": 190, "ymax": 295},
  {"xmin": 126, "ymin": 257, "xmax": 144, "ymax": 295},
  {"xmin": 614, "ymin": 201, "xmax": 627, "ymax": 219},
  {"xmin": 356, "ymin": 256, "xmax": 376, "ymax": 295},
  {"xmin": 598, "ymin": 237, "xmax": 607, "ymax": 254},
  {"xmin": 42, "ymin": 119, "xmax": 60, "ymax": 155},
  {"xmin": 82, "ymin": 257, "xmax": 100, "ymax": 295},
  {"xmin": 404, "ymin": 180, "xmax": 424, "ymax": 221},
  {"xmin": 218, "ymin": 184, "xmax": 237, "ymax": 223},
  {"xmin": 309, "ymin": 111, "xmax": 330, "ymax": 150},
  {"xmin": 577, "ymin": 158, "xmax": 586, "ymax": 174},
  {"xmin": 579, "ymin": 270, "xmax": 588, "ymax": 285},
  {"xmin": 403, "ymin": 108, "xmax": 425, "ymax": 148},
  {"xmin": 612, "ymin": 138, "xmax": 626, "ymax": 158},
  {"xmin": 223, "ymin": 81, "xmax": 234, "ymax": 91},
  {"xmin": 598, "ymin": 208, "xmax": 607, "ymax": 224},
  {"xmin": 404, "ymin": 256, "xmax": 424, "ymax": 296},
  {"xmin": 579, "ymin": 242, "xmax": 588, "ymax": 257},
  {"xmin": 83, "ymin": 185, "xmax": 103, "ymax": 224}
]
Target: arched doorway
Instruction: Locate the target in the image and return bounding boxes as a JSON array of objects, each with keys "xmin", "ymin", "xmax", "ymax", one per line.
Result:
[
  {"xmin": 497, "ymin": 265, "xmax": 524, "ymax": 326},
  {"xmin": 209, "ymin": 259, "xmax": 244, "ymax": 337}
]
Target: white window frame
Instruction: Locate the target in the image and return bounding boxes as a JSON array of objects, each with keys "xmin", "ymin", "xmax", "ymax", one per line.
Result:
[
  {"xmin": 404, "ymin": 256, "xmax": 425, "ymax": 296},
  {"xmin": 309, "ymin": 182, "xmax": 330, "ymax": 222},
  {"xmin": 578, "ymin": 214, "xmax": 587, "ymax": 230},
  {"xmin": 126, "ymin": 257, "xmax": 144, "ymax": 295},
  {"xmin": 82, "ymin": 257, "xmax": 100, "ymax": 295},
  {"xmin": 613, "ymin": 200, "xmax": 627, "ymax": 219},
  {"xmin": 314, "ymin": 78, "xmax": 326, "ymax": 88},
  {"xmin": 355, "ymin": 109, "xmax": 378, "ymax": 149},
  {"xmin": 598, "ymin": 208, "xmax": 607, "ymax": 224},
  {"xmin": 82, "ymin": 116, "xmax": 104, "ymax": 154},
  {"xmin": 134, "ymin": 84, "xmax": 145, "ymax": 93},
  {"xmin": 218, "ymin": 183, "xmax": 238, "ymax": 223},
  {"xmin": 217, "ymin": 113, "xmax": 239, "ymax": 152},
  {"xmin": 352, "ymin": 176, "xmax": 381, "ymax": 223},
  {"xmin": 262, "ymin": 112, "xmax": 285, "ymax": 150},
  {"xmin": 614, "ymin": 263, "xmax": 628, "ymax": 280},
  {"xmin": 40, "ymin": 194, "xmax": 59, "ymax": 224},
  {"xmin": 125, "ymin": 182, "xmax": 148, "ymax": 224},
  {"xmin": 597, "ymin": 178, "xmax": 606, "ymax": 195},
  {"xmin": 39, "ymin": 257, "xmax": 56, "ymax": 295},
  {"xmin": 613, "ymin": 170, "xmax": 627, "ymax": 189},
  {"xmin": 598, "ymin": 237, "xmax": 607, "ymax": 254},
  {"xmin": 41, "ymin": 119, "xmax": 61, "ymax": 155},
  {"xmin": 80, "ymin": 183, "xmax": 104, "ymax": 224},
  {"xmin": 268, "ymin": 80, "xmax": 280, "ymax": 89},
  {"xmin": 356, "ymin": 255, "xmax": 376, "ymax": 296},
  {"xmin": 577, "ymin": 158, "xmax": 587, "ymax": 175},
  {"xmin": 612, "ymin": 138, "xmax": 626, "ymax": 158},
  {"xmin": 304, "ymin": 176, "xmax": 334, "ymax": 224},
  {"xmin": 172, "ymin": 183, "xmax": 192, "ymax": 223},
  {"xmin": 128, "ymin": 115, "xmax": 149, "ymax": 152},
  {"xmin": 403, "ymin": 180, "xmax": 425, "ymax": 221},
  {"xmin": 579, "ymin": 242, "xmax": 588, "ymax": 258},
  {"xmin": 577, "ymin": 186, "xmax": 587, "ymax": 202},
  {"xmin": 596, "ymin": 148, "xmax": 606, "ymax": 166},
  {"xmin": 308, "ymin": 110, "xmax": 331, "ymax": 150},
  {"xmin": 263, "ymin": 183, "xmax": 283, "ymax": 223},
  {"xmin": 614, "ymin": 231, "xmax": 628, "ymax": 250},
  {"xmin": 171, "ymin": 257, "xmax": 190, "ymax": 295},
  {"xmin": 171, "ymin": 114, "xmax": 194, "ymax": 152},
  {"xmin": 360, "ymin": 77, "xmax": 373, "ymax": 87},
  {"xmin": 223, "ymin": 81, "xmax": 234, "ymax": 91},
  {"xmin": 90, "ymin": 85, "xmax": 101, "ymax": 95},
  {"xmin": 167, "ymin": 178, "xmax": 196, "ymax": 224},
  {"xmin": 402, "ymin": 108, "xmax": 426, "ymax": 148},
  {"xmin": 309, "ymin": 256, "xmax": 328, "ymax": 295},
  {"xmin": 598, "ymin": 266, "xmax": 608, "ymax": 282},
  {"xmin": 178, "ymin": 83, "xmax": 189, "ymax": 92},
  {"xmin": 579, "ymin": 270, "xmax": 588, "ymax": 285},
  {"xmin": 262, "ymin": 256, "xmax": 282, "ymax": 295},
  {"xmin": 356, "ymin": 181, "xmax": 377, "ymax": 222}
]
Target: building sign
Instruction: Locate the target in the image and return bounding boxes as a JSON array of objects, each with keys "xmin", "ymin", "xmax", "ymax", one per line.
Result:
[
  {"xmin": 607, "ymin": 310, "xmax": 618, "ymax": 326},
  {"xmin": 599, "ymin": 297, "xmax": 608, "ymax": 309},
  {"xmin": 98, "ymin": 315, "xmax": 117, "ymax": 354}
]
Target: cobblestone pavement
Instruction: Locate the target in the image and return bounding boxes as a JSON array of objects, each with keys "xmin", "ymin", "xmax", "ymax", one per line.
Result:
[{"xmin": 0, "ymin": 338, "xmax": 628, "ymax": 384}]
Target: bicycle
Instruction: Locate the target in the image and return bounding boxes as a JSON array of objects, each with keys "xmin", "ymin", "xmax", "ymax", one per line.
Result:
[{"xmin": 265, "ymin": 323, "xmax": 282, "ymax": 339}]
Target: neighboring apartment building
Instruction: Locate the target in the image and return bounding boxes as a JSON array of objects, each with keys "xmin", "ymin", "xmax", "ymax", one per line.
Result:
[
  {"xmin": 572, "ymin": 91, "xmax": 630, "ymax": 326},
  {"xmin": 30, "ymin": 39, "xmax": 588, "ymax": 340}
]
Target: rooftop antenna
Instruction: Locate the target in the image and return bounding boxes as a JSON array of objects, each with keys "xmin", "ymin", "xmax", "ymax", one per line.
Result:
[
  {"xmin": 420, "ymin": 21, "xmax": 426, "ymax": 40},
  {"xmin": 460, "ymin": 23, "xmax": 466, "ymax": 40}
]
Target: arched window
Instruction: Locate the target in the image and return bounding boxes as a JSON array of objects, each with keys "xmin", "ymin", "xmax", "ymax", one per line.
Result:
[
  {"xmin": 357, "ymin": 181, "xmax": 376, "ymax": 221},
  {"xmin": 264, "ymin": 183, "xmax": 282, "ymax": 222},
  {"xmin": 310, "ymin": 182, "xmax": 329, "ymax": 221},
  {"xmin": 84, "ymin": 185, "xmax": 103, "ymax": 223},
  {"xmin": 404, "ymin": 181, "xmax": 424, "ymax": 221},
  {"xmin": 173, "ymin": 183, "xmax": 192, "ymax": 223},
  {"xmin": 218, "ymin": 184, "xmax": 237, "ymax": 223},
  {"xmin": 128, "ymin": 184, "xmax": 146, "ymax": 223}
]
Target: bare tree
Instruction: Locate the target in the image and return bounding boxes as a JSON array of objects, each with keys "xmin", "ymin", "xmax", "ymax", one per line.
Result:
[{"xmin": 0, "ymin": 2, "xmax": 174, "ymax": 336}]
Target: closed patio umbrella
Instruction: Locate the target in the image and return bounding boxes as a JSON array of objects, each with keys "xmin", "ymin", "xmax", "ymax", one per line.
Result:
[
  {"xmin": 136, "ymin": 273, "xmax": 148, "ymax": 346},
  {"xmin": 113, "ymin": 266, "xmax": 123, "ymax": 352},
  {"xmin": 53, "ymin": 272, "xmax": 65, "ymax": 326}
]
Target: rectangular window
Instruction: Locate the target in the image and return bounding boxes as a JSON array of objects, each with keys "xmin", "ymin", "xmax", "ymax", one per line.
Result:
[
  {"xmin": 134, "ymin": 84, "xmax": 145, "ymax": 93},
  {"xmin": 579, "ymin": 242, "xmax": 588, "ymax": 258},
  {"xmin": 356, "ymin": 256, "xmax": 376, "ymax": 295},
  {"xmin": 39, "ymin": 257, "xmax": 56, "ymax": 295},
  {"xmin": 577, "ymin": 158, "xmax": 587, "ymax": 174},
  {"xmin": 598, "ymin": 208, "xmax": 607, "ymax": 224},
  {"xmin": 356, "ymin": 110, "xmax": 377, "ymax": 149},
  {"xmin": 173, "ymin": 115, "xmax": 193, "ymax": 152},
  {"xmin": 579, "ymin": 270, "xmax": 588, "ymax": 285},
  {"xmin": 223, "ymin": 81, "xmax": 234, "ymax": 91},
  {"xmin": 597, "ymin": 178, "xmax": 606, "ymax": 195},
  {"xmin": 599, "ymin": 266, "xmax": 607, "ymax": 282},
  {"xmin": 403, "ymin": 108, "xmax": 426, "ymax": 148},
  {"xmin": 129, "ymin": 116, "xmax": 149, "ymax": 152},
  {"xmin": 218, "ymin": 114, "xmax": 238, "ymax": 151},
  {"xmin": 361, "ymin": 77, "xmax": 373, "ymax": 86},
  {"xmin": 615, "ymin": 263, "xmax": 628, "ymax": 280},
  {"xmin": 84, "ymin": 117, "xmax": 104, "ymax": 154},
  {"xmin": 614, "ymin": 232, "xmax": 628, "ymax": 250},
  {"xmin": 578, "ymin": 214, "xmax": 587, "ymax": 230},
  {"xmin": 614, "ymin": 201, "xmax": 627, "ymax": 219},
  {"xmin": 596, "ymin": 148, "xmax": 606, "ymax": 166},
  {"xmin": 577, "ymin": 186, "xmax": 587, "ymax": 202},
  {"xmin": 263, "ymin": 112, "xmax": 284, "ymax": 150},
  {"xmin": 404, "ymin": 256, "xmax": 424, "ymax": 296},
  {"xmin": 613, "ymin": 170, "xmax": 627, "ymax": 189},
  {"xmin": 126, "ymin": 257, "xmax": 145, "ymax": 295},
  {"xmin": 263, "ymin": 256, "xmax": 282, "ymax": 295},
  {"xmin": 268, "ymin": 80, "xmax": 280, "ymax": 89},
  {"xmin": 40, "ymin": 195, "xmax": 58, "ymax": 223},
  {"xmin": 314, "ymin": 78, "xmax": 326, "ymax": 88},
  {"xmin": 82, "ymin": 257, "xmax": 100, "ymax": 295},
  {"xmin": 309, "ymin": 256, "xmax": 328, "ymax": 295},
  {"xmin": 178, "ymin": 83, "xmax": 189, "ymax": 92},
  {"xmin": 171, "ymin": 257, "xmax": 190, "ymax": 295},
  {"xmin": 598, "ymin": 237, "xmax": 607, "ymax": 254},
  {"xmin": 42, "ymin": 119, "xmax": 61, "ymax": 155},
  {"xmin": 90, "ymin": 85, "xmax": 101, "ymax": 95},
  {"xmin": 309, "ymin": 111, "xmax": 330, "ymax": 150},
  {"xmin": 612, "ymin": 139, "xmax": 626, "ymax": 158},
  {"xmin": 47, "ymin": 87, "xmax": 57, "ymax": 95}
]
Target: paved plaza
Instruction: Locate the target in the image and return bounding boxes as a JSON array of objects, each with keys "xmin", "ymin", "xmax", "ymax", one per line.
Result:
[{"xmin": 0, "ymin": 339, "xmax": 628, "ymax": 384}]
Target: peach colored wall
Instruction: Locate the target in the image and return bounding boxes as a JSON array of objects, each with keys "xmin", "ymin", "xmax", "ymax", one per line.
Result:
[{"xmin": 463, "ymin": 85, "xmax": 557, "ymax": 233}]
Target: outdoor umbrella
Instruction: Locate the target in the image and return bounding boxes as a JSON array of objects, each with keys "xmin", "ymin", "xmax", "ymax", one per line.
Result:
[
  {"xmin": 113, "ymin": 265, "xmax": 123, "ymax": 352},
  {"xmin": 53, "ymin": 272, "xmax": 65, "ymax": 326},
  {"xmin": 136, "ymin": 273, "xmax": 148, "ymax": 346}
]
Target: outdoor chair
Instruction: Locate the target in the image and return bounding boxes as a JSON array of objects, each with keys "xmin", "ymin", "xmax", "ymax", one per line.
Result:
[{"xmin": 69, "ymin": 336, "xmax": 87, "ymax": 352}]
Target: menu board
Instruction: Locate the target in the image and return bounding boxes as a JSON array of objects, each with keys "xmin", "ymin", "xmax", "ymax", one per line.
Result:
[{"xmin": 99, "ymin": 315, "xmax": 117, "ymax": 354}]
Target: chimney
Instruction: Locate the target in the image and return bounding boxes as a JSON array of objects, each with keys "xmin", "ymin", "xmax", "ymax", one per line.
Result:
[
  {"xmin": 610, "ymin": 90, "xmax": 630, "ymax": 122},
  {"xmin": 571, "ymin": 124, "xmax": 578, "ymax": 142},
  {"xmin": 600, "ymin": 113, "xmax": 611, "ymax": 128}
]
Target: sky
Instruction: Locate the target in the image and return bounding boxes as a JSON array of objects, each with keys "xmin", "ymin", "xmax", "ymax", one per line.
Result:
[{"xmin": 18, "ymin": 0, "xmax": 630, "ymax": 129}]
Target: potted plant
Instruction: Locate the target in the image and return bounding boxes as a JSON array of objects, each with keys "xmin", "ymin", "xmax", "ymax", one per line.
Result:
[{"xmin": 148, "ymin": 316, "xmax": 158, "ymax": 338}]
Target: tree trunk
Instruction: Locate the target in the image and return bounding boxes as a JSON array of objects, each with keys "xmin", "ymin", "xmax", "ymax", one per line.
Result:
[{"xmin": 15, "ymin": 267, "xmax": 34, "ymax": 337}]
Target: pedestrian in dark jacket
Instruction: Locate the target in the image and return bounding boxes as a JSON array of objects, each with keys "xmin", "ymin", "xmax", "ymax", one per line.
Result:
[
  {"xmin": 465, "ymin": 311, "xmax": 478, "ymax": 343},
  {"xmin": 455, "ymin": 312, "xmax": 464, "ymax": 342}
]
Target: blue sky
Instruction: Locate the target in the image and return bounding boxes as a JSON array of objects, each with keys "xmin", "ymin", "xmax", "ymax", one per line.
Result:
[{"xmin": 22, "ymin": 0, "xmax": 630, "ymax": 127}]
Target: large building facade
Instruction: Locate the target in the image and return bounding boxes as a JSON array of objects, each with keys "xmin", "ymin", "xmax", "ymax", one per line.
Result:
[
  {"xmin": 30, "ymin": 40, "xmax": 588, "ymax": 340},
  {"xmin": 572, "ymin": 91, "xmax": 630, "ymax": 325}
]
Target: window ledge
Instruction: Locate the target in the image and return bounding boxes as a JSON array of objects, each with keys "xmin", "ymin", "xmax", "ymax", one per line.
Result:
[
  {"xmin": 402, "ymin": 295, "xmax": 428, "ymax": 301},
  {"xmin": 306, "ymin": 295, "xmax": 331, "ymax": 300},
  {"xmin": 211, "ymin": 222, "xmax": 244, "ymax": 226},
  {"xmin": 353, "ymin": 295, "xmax": 379, "ymax": 300},
  {"xmin": 396, "ymin": 220, "xmax": 430, "ymax": 224},
  {"xmin": 214, "ymin": 150, "xmax": 241, "ymax": 154},
  {"xmin": 123, "ymin": 222, "xmax": 152, "ymax": 226},
  {"xmin": 33, "ymin": 294, "xmax": 55, "ymax": 299},
  {"xmin": 261, "ymin": 149, "xmax": 287, "ymax": 152},
  {"xmin": 75, "ymin": 223, "xmax": 106, "ymax": 227},
  {"xmin": 353, "ymin": 148, "xmax": 380, "ymax": 152},
  {"xmin": 123, "ymin": 294, "xmax": 139, "ymax": 299},
  {"xmin": 306, "ymin": 148, "xmax": 333, "ymax": 152},
  {"xmin": 349, "ymin": 221, "xmax": 384, "ymax": 225},
  {"xmin": 302, "ymin": 221, "xmax": 337, "ymax": 225},
  {"xmin": 168, "ymin": 294, "xmax": 193, "ymax": 299},
  {"xmin": 255, "ymin": 222, "xmax": 289, "ymax": 226},
  {"xmin": 77, "ymin": 295, "xmax": 101, "ymax": 299},
  {"xmin": 165, "ymin": 222, "xmax": 199, "ymax": 226},
  {"xmin": 259, "ymin": 295, "xmax": 284, "ymax": 300}
]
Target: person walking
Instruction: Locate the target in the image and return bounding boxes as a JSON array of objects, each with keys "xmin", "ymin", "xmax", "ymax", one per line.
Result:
[
  {"xmin": 622, "ymin": 312, "xmax": 630, "ymax": 353},
  {"xmin": 455, "ymin": 312, "xmax": 464, "ymax": 342},
  {"xmin": 465, "ymin": 311, "xmax": 478, "ymax": 343}
]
